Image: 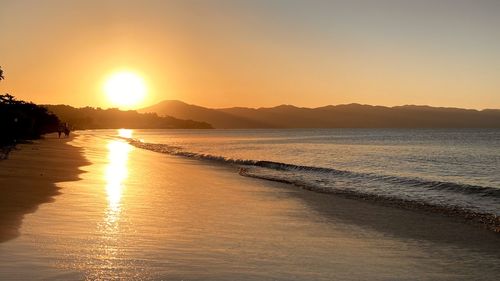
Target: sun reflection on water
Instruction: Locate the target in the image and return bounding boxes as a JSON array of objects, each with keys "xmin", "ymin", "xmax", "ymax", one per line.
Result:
[
  {"xmin": 118, "ymin": 128, "xmax": 133, "ymax": 138},
  {"xmin": 82, "ymin": 136, "xmax": 135, "ymax": 279},
  {"xmin": 105, "ymin": 140, "xmax": 131, "ymax": 215}
]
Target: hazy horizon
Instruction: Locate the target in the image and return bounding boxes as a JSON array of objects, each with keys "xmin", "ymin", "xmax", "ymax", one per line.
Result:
[
  {"xmin": 1, "ymin": 0, "xmax": 500, "ymax": 110},
  {"xmin": 48, "ymin": 99, "xmax": 500, "ymax": 111},
  {"xmin": 145, "ymin": 99, "xmax": 500, "ymax": 111}
]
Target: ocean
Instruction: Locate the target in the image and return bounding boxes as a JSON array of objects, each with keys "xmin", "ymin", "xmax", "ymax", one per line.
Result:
[
  {"xmin": 1, "ymin": 129, "xmax": 499, "ymax": 280},
  {"xmin": 126, "ymin": 128, "xmax": 500, "ymax": 219}
]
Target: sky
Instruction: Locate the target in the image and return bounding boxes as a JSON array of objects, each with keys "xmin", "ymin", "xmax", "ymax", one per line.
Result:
[{"xmin": 1, "ymin": 0, "xmax": 499, "ymax": 109}]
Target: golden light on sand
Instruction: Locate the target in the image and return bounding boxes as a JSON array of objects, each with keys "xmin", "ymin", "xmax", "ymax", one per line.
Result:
[{"xmin": 104, "ymin": 71, "xmax": 146, "ymax": 108}]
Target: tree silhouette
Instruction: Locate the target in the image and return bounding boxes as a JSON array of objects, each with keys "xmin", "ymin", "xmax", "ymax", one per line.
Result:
[
  {"xmin": 0, "ymin": 66, "xmax": 61, "ymax": 146},
  {"xmin": 0, "ymin": 94, "xmax": 16, "ymax": 104}
]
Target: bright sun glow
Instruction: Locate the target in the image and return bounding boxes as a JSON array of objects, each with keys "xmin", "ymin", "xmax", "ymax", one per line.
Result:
[{"xmin": 104, "ymin": 71, "xmax": 146, "ymax": 108}]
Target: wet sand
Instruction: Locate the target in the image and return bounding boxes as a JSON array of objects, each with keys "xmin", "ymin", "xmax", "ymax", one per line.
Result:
[
  {"xmin": 0, "ymin": 132, "xmax": 499, "ymax": 280},
  {"xmin": 0, "ymin": 135, "xmax": 88, "ymax": 243}
]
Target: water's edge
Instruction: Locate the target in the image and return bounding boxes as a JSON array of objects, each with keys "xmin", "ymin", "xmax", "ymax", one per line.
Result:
[{"xmin": 128, "ymin": 138, "xmax": 500, "ymax": 233}]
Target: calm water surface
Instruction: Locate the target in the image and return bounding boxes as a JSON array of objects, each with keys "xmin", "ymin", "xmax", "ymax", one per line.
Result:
[
  {"xmin": 131, "ymin": 128, "xmax": 500, "ymax": 187},
  {"xmin": 130, "ymin": 129, "xmax": 500, "ymax": 216},
  {"xmin": 0, "ymin": 130, "xmax": 499, "ymax": 280}
]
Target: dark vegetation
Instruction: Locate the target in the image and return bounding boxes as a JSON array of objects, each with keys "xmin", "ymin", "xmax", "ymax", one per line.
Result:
[
  {"xmin": 0, "ymin": 66, "xmax": 60, "ymax": 146},
  {"xmin": 45, "ymin": 105, "xmax": 212, "ymax": 130},
  {"xmin": 0, "ymin": 94, "xmax": 60, "ymax": 145}
]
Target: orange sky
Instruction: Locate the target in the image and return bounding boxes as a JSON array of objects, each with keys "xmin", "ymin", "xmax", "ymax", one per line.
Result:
[{"xmin": 1, "ymin": 0, "xmax": 499, "ymax": 110}]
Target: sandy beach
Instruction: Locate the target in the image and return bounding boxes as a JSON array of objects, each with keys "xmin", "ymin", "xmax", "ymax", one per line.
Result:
[
  {"xmin": 0, "ymin": 135, "xmax": 88, "ymax": 243},
  {"xmin": 0, "ymin": 132, "xmax": 499, "ymax": 280}
]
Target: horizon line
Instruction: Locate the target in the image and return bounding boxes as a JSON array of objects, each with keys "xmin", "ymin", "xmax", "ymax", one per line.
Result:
[{"xmin": 44, "ymin": 99, "xmax": 500, "ymax": 112}]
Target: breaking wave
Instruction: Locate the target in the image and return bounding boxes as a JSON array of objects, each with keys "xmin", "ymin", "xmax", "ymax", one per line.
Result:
[{"xmin": 128, "ymin": 139, "xmax": 500, "ymax": 231}]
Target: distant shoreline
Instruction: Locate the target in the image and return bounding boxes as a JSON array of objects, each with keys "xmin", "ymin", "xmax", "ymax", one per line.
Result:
[{"xmin": 138, "ymin": 100, "xmax": 500, "ymax": 129}]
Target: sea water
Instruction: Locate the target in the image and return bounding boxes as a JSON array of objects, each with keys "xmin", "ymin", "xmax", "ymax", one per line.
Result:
[
  {"xmin": 1, "ymin": 129, "xmax": 499, "ymax": 280},
  {"xmin": 126, "ymin": 128, "xmax": 500, "ymax": 217}
]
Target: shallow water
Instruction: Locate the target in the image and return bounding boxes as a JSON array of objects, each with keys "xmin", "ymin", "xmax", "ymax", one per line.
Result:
[
  {"xmin": 0, "ymin": 130, "xmax": 499, "ymax": 280},
  {"xmin": 125, "ymin": 128, "xmax": 500, "ymax": 217}
]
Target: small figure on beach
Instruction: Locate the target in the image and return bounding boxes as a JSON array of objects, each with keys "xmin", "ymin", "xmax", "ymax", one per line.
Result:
[
  {"xmin": 58, "ymin": 123, "xmax": 71, "ymax": 138},
  {"xmin": 64, "ymin": 126, "xmax": 70, "ymax": 137}
]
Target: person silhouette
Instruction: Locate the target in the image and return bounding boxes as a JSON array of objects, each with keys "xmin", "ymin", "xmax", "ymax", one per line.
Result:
[
  {"xmin": 57, "ymin": 124, "xmax": 64, "ymax": 138},
  {"xmin": 64, "ymin": 125, "xmax": 70, "ymax": 137}
]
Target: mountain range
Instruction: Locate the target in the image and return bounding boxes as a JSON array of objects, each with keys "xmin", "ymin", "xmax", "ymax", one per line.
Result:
[{"xmin": 139, "ymin": 100, "xmax": 500, "ymax": 129}]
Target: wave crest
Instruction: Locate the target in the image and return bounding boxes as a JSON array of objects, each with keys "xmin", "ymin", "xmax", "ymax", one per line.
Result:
[{"xmin": 127, "ymin": 139, "xmax": 500, "ymax": 228}]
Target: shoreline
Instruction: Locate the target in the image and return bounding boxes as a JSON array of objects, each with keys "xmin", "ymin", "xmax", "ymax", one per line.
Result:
[
  {"xmin": 240, "ymin": 169, "xmax": 500, "ymax": 233},
  {"xmin": 0, "ymin": 134, "xmax": 88, "ymax": 243},
  {"xmin": 262, "ymin": 175, "xmax": 500, "ymax": 256},
  {"xmin": 0, "ymin": 132, "xmax": 499, "ymax": 279},
  {"xmin": 2, "ymin": 133, "xmax": 498, "ymax": 241},
  {"xmin": 128, "ymin": 138, "xmax": 500, "ymax": 234}
]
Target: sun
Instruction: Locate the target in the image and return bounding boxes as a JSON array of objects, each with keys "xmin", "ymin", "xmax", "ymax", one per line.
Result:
[{"xmin": 104, "ymin": 71, "xmax": 146, "ymax": 108}]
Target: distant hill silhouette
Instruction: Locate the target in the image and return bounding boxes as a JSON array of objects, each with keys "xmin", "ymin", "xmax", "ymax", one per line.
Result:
[
  {"xmin": 140, "ymin": 100, "xmax": 500, "ymax": 129},
  {"xmin": 139, "ymin": 100, "xmax": 270, "ymax": 128},
  {"xmin": 46, "ymin": 105, "xmax": 212, "ymax": 130}
]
